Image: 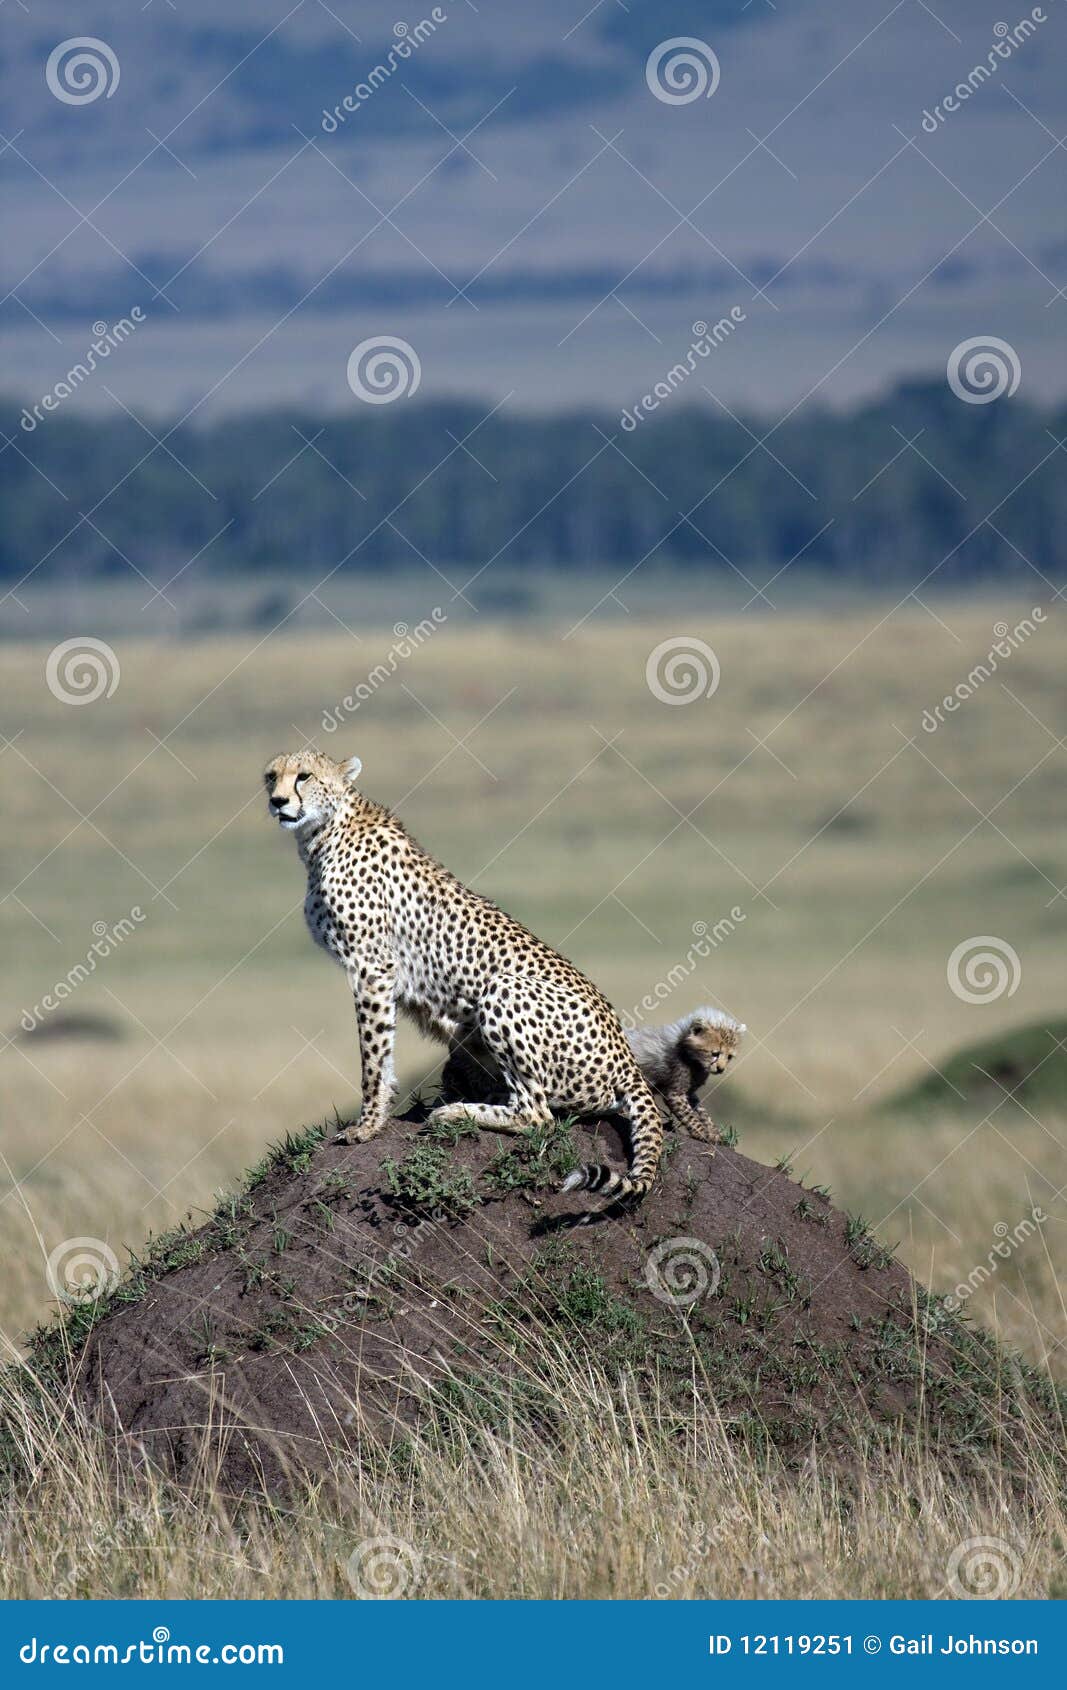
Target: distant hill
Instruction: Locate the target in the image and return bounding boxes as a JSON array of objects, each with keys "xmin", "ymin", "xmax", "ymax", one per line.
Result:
[{"xmin": 884, "ymin": 1018, "xmax": 1067, "ymax": 1116}]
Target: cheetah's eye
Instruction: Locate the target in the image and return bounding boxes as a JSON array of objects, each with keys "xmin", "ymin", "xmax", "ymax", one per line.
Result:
[{"xmin": 296, "ymin": 771, "xmax": 311, "ymax": 785}]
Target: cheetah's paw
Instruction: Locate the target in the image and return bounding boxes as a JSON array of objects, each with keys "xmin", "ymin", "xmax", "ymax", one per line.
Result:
[
  {"xmin": 426, "ymin": 1102, "xmax": 471, "ymax": 1126},
  {"xmin": 334, "ymin": 1119, "xmax": 381, "ymax": 1145}
]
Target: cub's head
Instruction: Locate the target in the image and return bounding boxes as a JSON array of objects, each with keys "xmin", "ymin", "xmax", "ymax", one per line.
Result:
[
  {"xmin": 681, "ymin": 1009, "xmax": 745, "ymax": 1075},
  {"xmin": 263, "ymin": 751, "xmax": 362, "ymax": 834}
]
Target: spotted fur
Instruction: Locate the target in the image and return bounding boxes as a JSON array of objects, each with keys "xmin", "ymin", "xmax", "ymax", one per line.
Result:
[
  {"xmin": 442, "ymin": 1006, "xmax": 745, "ymax": 1149},
  {"xmin": 263, "ymin": 751, "xmax": 665, "ymax": 1202}
]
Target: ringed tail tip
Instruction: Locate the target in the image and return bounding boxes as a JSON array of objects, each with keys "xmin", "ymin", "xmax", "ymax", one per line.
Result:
[{"xmin": 560, "ymin": 1163, "xmax": 651, "ymax": 1201}]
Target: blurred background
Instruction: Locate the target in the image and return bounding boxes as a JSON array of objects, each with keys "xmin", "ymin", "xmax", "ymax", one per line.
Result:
[{"xmin": 1, "ymin": 1, "xmax": 1065, "ymax": 1365}]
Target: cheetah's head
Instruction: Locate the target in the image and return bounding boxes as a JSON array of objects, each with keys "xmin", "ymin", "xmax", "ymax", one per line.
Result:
[
  {"xmin": 681, "ymin": 1009, "xmax": 745, "ymax": 1075},
  {"xmin": 263, "ymin": 751, "xmax": 362, "ymax": 834}
]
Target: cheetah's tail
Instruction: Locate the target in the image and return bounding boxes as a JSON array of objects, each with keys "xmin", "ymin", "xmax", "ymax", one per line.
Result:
[
  {"xmin": 561, "ymin": 1164, "xmax": 650, "ymax": 1200},
  {"xmin": 560, "ymin": 1080, "xmax": 663, "ymax": 1204}
]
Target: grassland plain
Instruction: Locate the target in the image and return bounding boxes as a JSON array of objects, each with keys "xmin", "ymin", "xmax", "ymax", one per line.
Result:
[{"xmin": 1, "ymin": 598, "xmax": 1065, "ymax": 1598}]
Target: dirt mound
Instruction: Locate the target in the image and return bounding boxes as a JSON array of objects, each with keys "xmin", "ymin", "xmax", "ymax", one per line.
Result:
[{"xmin": 25, "ymin": 1111, "xmax": 1060, "ymax": 1495}]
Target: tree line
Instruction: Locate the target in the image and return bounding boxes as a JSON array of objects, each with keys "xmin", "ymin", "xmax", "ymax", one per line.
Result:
[{"xmin": 2, "ymin": 381, "xmax": 1063, "ymax": 589}]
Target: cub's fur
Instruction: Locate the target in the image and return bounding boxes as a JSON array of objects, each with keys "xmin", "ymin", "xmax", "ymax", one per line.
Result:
[{"xmin": 626, "ymin": 1008, "xmax": 744, "ymax": 1146}]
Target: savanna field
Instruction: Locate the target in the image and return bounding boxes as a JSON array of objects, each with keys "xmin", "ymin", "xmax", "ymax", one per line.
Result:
[{"xmin": 1, "ymin": 594, "xmax": 1065, "ymax": 1598}]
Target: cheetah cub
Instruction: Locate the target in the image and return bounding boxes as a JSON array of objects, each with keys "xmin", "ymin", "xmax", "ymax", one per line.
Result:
[
  {"xmin": 263, "ymin": 750, "xmax": 667, "ymax": 1202},
  {"xmin": 626, "ymin": 1009, "xmax": 745, "ymax": 1147}
]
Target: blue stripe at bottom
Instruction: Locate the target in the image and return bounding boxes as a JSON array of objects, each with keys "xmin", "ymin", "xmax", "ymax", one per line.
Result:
[{"xmin": 1, "ymin": 1600, "xmax": 1063, "ymax": 1683}]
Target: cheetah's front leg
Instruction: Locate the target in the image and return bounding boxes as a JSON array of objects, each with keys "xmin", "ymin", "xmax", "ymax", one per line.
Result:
[
  {"xmin": 666, "ymin": 1091, "xmax": 722, "ymax": 1149},
  {"xmin": 335, "ymin": 965, "xmax": 398, "ymax": 1145},
  {"xmin": 428, "ymin": 1071, "xmax": 553, "ymax": 1138}
]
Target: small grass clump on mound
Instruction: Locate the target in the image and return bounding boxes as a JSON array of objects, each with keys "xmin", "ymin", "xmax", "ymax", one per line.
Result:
[{"xmin": 884, "ymin": 1016, "xmax": 1067, "ymax": 1115}]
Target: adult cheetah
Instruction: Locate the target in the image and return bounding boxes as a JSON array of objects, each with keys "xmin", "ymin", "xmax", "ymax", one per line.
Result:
[{"xmin": 263, "ymin": 750, "xmax": 664, "ymax": 1201}]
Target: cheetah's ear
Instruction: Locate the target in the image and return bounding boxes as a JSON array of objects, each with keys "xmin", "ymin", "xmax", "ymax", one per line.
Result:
[{"xmin": 342, "ymin": 755, "xmax": 363, "ymax": 784}]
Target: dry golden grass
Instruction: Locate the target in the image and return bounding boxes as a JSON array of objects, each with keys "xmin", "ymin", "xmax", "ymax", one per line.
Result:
[
  {"xmin": 1, "ymin": 596, "xmax": 1064, "ymax": 1597},
  {"xmin": 2, "ymin": 1334, "xmax": 1063, "ymax": 1600}
]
